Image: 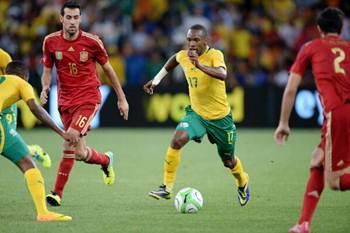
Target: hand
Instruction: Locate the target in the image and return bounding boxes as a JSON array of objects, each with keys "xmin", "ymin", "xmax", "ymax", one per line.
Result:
[
  {"xmin": 274, "ymin": 123, "xmax": 290, "ymax": 145},
  {"xmin": 63, "ymin": 131, "xmax": 80, "ymax": 146},
  {"xmin": 40, "ymin": 86, "xmax": 50, "ymax": 105},
  {"xmin": 187, "ymin": 50, "xmax": 199, "ymax": 67},
  {"xmin": 118, "ymin": 98, "xmax": 129, "ymax": 120},
  {"xmin": 143, "ymin": 80, "xmax": 156, "ymax": 95}
]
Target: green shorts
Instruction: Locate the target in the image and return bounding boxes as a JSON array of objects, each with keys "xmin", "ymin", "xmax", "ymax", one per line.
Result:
[
  {"xmin": 176, "ymin": 106, "xmax": 237, "ymax": 161},
  {"xmin": 0, "ymin": 115, "xmax": 29, "ymax": 163}
]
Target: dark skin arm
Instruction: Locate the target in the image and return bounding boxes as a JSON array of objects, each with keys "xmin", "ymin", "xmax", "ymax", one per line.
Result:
[
  {"xmin": 26, "ymin": 99, "xmax": 79, "ymax": 144},
  {"xmin": 143, "ymin": 54, "xmax": 179, "ymax": 95},
  {"xmin": 188, "ymin": 50, "xmax": 227, "ymax": 80}
]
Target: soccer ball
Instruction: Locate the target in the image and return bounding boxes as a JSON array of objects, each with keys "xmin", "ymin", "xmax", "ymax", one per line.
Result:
[{"xmin": 174, "ymin": 187, "xmax": 203, "ymax": 213}]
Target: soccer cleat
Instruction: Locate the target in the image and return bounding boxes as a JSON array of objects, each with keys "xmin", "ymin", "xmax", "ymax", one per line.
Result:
[
  {"xmin": 37, "ymin": 211, "xmax": 72, "ymax": 222},
  {"xmin": 28, "ymin": 144, "xmax": 52, "ymax": 168},
  {"xmin": 46, "ymin": 191, "xmax": 61, "ymax": 207},
  {"xmin": 102, "ymin": 151, "xmax": 115, "ymax": 185},
  {"xmin": 288, "ymin": 222, "xmax": 310, "ymax": 233},
  {"xmin": 237, "ymin": 173, "xmax": 250, "ymax": 206},
  {"xmin": 148, "ymin": 185, "xmax": 172, "ymax": 200}
]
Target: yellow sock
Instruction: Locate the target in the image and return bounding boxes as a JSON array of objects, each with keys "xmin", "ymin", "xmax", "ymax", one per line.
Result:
[
  {"xmin": 24, "ymin": 168, "xmax": 48, "ymax": 216},
  {"xmin": 163, "ymin": 147, "xmax": 181, "ymax": 191},
  {"xmin": 231, "ymin": 157, "xmax": 248, "ymax": 187}
]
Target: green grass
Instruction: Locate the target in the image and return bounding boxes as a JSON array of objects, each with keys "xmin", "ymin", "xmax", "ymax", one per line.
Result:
[{"xmin": 0, "ymin": 129, "xmax": 349, "ymax": 233}]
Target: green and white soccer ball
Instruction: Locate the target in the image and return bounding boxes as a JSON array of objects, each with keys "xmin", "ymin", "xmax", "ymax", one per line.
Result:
[{"xmin": 174, "ymin": 187, "xmax": 203, "ymax": 213}]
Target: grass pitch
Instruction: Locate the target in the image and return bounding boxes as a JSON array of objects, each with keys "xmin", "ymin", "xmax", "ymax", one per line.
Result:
[{"xmin": 0, "ymin": 129, "xmax": 349, "ymax": 233}]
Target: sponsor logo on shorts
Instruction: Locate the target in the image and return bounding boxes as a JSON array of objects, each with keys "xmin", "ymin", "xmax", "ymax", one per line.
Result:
[
  {"xmin": 9, "ymin": 129, "xmax": 17, "ymax": 137},
  {"xmin": 179, "ymin": 122, "xmax": 189, "ymax": 128}
]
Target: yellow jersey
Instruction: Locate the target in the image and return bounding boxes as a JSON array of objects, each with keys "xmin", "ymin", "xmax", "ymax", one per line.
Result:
[
  {"xmin": 176, "ymin": 47, "xmax": 230, "ymax": 120},
  {"xmin": 0, "ymin": 75, "xmax": 35, "ymax": 112},
  {"xmin": 0, "ymin": 48, "xmax": 12, "ymax": 75}
]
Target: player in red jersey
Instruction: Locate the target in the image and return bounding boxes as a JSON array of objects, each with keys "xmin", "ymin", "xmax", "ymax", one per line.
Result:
[
  {"xmin": 274, "ymin": 8, "xmax": 350, "ymax": 233},
  {"xmin": 40, "ymin": 0, "xmax": 129, "ymax": 206}
]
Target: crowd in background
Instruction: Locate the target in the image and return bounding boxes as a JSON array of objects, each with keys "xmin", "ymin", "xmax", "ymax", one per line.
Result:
[{"xmin": 1, "ymin": 0, "xmax": 350, "ymax": 90}]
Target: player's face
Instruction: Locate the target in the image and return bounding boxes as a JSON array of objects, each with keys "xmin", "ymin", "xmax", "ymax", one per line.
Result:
[
  {"xmin": 186, "ymin": 29, "xmax": 207, "ymax": 55},
  {"xmin": 61, "ymin": 8, "xmax": 81, "ymax": 36}
]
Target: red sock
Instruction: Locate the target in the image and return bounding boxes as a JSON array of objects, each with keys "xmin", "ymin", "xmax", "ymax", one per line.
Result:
[
  {"xmin": 53, "ymin": 151, "xmax": 75, "ymax": 197},
  {"xmin": 339, "ymin": 173, "xmax": 350, "ymax": 191},
  {"xmin": 85, "ymin": 148, "xmax": 109, "ymax": 167},
  {"xmin": 298, "ymin": 167, "xmax": 324, "ymax": 224}
]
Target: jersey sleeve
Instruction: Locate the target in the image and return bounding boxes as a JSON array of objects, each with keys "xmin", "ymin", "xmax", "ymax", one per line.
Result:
[
  {"xmin": 212, "ymin": 50, "xmax": 226, "ymax": 69},
  {"xmin": 175, "ymin": 51, "xmax": 181, "ymax": 63},
  {"xmin": 41, "ymin": 37, "xmax": 54, "ymax": 68},
  {"xmin": 0, "ymin": 49, "xmax": 12, "ymax": 74},
  {"xmin": 18, "ymin": 79, "xmax": 35, "ymax": 102},
  {"xmin": 290, "ymin": 42, "xmax": 313, "ymax": 76},
  {"xmin": 94, "ymin": 37, "xmax": 108, "ymax": 65}
]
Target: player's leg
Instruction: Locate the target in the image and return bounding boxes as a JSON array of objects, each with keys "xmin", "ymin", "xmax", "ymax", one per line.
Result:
[
  {"xmin": 48, "ymin": 107, "xmax": 76, "ymax": 206},
  {"xmin": 289, "ymin": 146, "xmax": 324, "ymax": 233},
  {"xmin": 73, "ymin": 134, "xmax": 113, "ymax": 185},
  {"xmin": 206, "ymin": 114, "xmax": 249, "ymax": 206},
  {"xmin": 69, "ymin": 104, "xmax": 114, "ymax": 184},
  {"xmin": 47, "ymin": 140, "xmax": 75, "ymax": 206},
  {"xmin": 149, "ymin": 106, "xmax": 206, "ymax": 200},
  {"xmin": 1, "ymin": 124, "xmax": 71, "ymax": 221},
  {"xmin": 324, "ymin": 106, "xmax": 350, "ymax": 191}
]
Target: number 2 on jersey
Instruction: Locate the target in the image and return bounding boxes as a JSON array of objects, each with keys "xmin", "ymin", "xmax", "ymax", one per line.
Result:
[{"xmin": 332, "ymin": 47, "xmax": 346, "ymax": 75}]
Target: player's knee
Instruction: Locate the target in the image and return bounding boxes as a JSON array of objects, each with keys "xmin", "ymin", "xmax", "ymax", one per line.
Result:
[
  {"xmin": 74, "ymin": 148, "xmax": 87, "ymax": 161},
  {"xmin": 223, "ymin": 159, "xmax": 234, "ymax": 169},
  {"xmin": 171, "ymin": 135, "xmax": 188, "ymax": 149},
  {"xmin": 310, "ymin": 147, "xmax": 324, "ymax": 168},
  {"xmin": 17, "ymin": 156, "xmax": 35, "ymax": 172},
  {"xmin": 326, "ymin": 177, "xmax": 341, "ymax": 191}
]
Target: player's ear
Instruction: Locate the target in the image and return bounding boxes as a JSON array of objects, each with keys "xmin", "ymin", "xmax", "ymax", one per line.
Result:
[{"xmin": 60, "ymin": 15, "xmax": 64, "ymax": 23}]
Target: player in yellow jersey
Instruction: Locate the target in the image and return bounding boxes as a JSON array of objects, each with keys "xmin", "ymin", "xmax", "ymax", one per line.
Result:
[
  {"xmin": 144, "ymin": 24, "xmax": 250, "ymax": 206},
  {"xmin": 0, "ymin": 48, "xmax": 51, "ymax": 168},
  {"xmin": 0, "ymin": 61, "xmax": 78, "ymax": 221}
]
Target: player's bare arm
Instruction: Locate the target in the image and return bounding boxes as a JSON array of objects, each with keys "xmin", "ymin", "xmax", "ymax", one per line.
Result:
[
  {"xmin": 187, "ymin": 50, "xmax": 227, "ymax": 80},
  {"xmin": 26, "ymin": 99, "xmax": 78, "ymax": 144},
  {"xmin": 101, "ymin": 61, "xmax": 129, "ymax": 120},
  {"xmin": 40, "ymin": 66, "xmax": 53, "ymax": 105},
  {"xmin": 143, "ymin": 54, "xmax": 179, "ymax": 95},
  {"xmin": 274, "ymin": 72, "xmax": 302, "ymax": 144}
]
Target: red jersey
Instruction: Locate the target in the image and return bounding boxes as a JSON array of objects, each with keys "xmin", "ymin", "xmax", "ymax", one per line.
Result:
[
  {"xmin": 290, "ymin": 35, "xmax": 350, "ymax": 112},
  {"xmin": 42, "ymin": 30, "xmax": 108, "ymax": 108}
]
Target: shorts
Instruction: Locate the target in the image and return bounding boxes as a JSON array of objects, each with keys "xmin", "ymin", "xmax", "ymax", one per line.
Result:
[
  {"xmin": 176, "ymin": 106, "xmax": 236, "ymax": 161},
  {"xmin": 0, "ymin": 118, "xmax": 29, "ymax": 163},
  {"xmin": 59, "ymin": 104, "xmax": 99, "ymax": 135},
  {"xmin": 324, "ymin": 104, "xmax": 350, "ymax": 172}
]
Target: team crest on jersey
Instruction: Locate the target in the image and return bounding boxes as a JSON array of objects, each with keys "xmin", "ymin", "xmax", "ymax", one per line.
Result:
[
  {"xmin": 80, "ymin": 51, "xmax": 88, "ymax": 62},
  {"xmin": 55, "ymin": 51, "xmax": 62, "ymax": 60}
]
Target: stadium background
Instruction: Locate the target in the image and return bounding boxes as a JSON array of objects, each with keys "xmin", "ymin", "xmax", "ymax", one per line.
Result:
[
  {"xmin": 2, "ymin": 1, "xmax": 350, "ymax": 233},
  {"xmin": 2, "ymin": 0, "xmax": 350, "ymax": 129}
]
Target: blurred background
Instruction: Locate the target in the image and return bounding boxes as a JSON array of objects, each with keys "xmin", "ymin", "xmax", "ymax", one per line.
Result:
[{"xmin": 1, "ymin": 0, "xmax": 350, "ymax": 129}]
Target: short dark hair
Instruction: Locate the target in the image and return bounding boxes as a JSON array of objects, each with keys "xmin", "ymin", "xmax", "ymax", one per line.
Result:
[
  {"xmin": 5, "ymin": 61, "xmax": 29, "ymax": 79},
  {"xmin": 189, "ymin": 24, "xmax": 208, "ymax": 37},
  {"xmin": 61, "ymin": 0, "xmax": 81, "ymax": 16},
  {"xmin": 317, "ymin": 7, "xmax": 344, "ymax": 34}
]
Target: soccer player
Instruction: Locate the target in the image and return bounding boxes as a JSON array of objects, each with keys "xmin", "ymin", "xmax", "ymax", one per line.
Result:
[
  {"xmin": 0, "ymin": 48, "xmax": 52, "ymax": 168},
  {"xmin": 40, "ymin": 0, "xmax": 129, "ymax": 206},
  {"xmin": 274, "ymin": 8, "xmax": 350, "ymax": 233},
  {"xmin": 0, "ymin": 61, "xmax": 76, "ymax": 221},
  {"xmin": 143, "ymin": 24, "xmax": 250, "ymax": 206}
]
